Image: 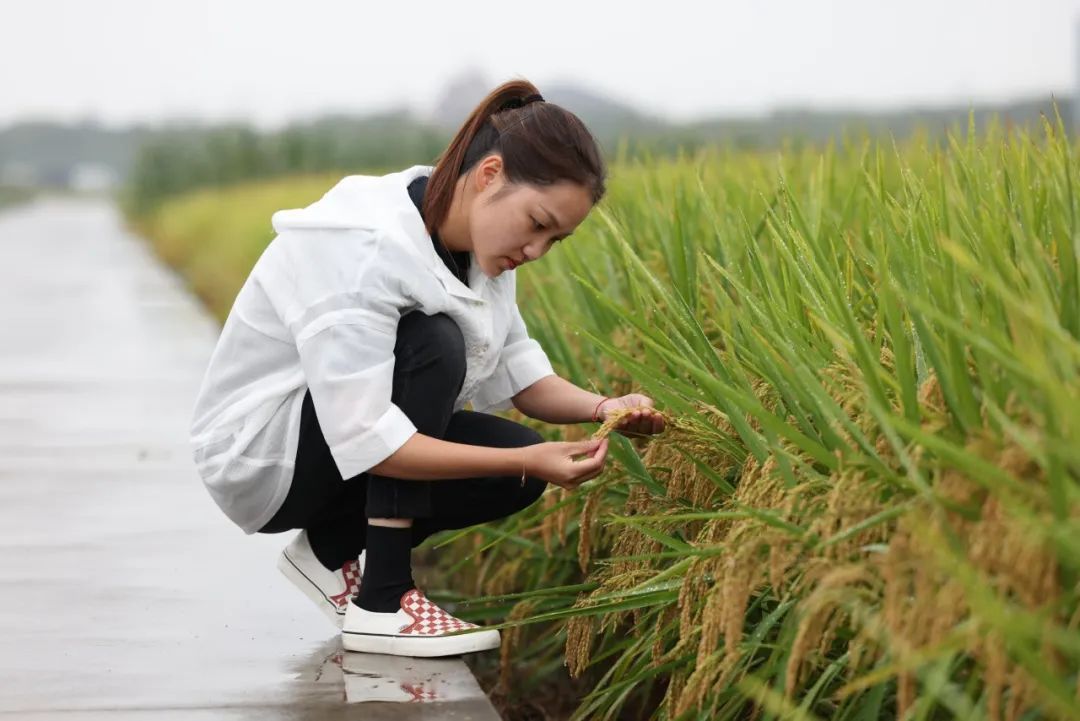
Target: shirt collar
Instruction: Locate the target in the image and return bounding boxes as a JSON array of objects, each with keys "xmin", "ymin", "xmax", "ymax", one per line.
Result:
[{"xmin": 391, "ymin": 165, "xmax": 490, "ymax": 303}]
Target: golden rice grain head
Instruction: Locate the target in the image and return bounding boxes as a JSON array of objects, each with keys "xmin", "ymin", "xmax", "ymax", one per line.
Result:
[
  {"xmin": 878, "ymin": 342, "xmax": 895, "ymax": 370},
  {"xmin": 1006, "ymin": 663, "xmax": 1031, "ymax": 721},
  {"xmin": 809, "ymin": 468, "xmax": 894, "ymax": 562},
  {"xmin": 984, "ymin": 631, "xmax": 1008, "ymax": 721},
  {"xmin": 591, "ymin": 405, "xmax": 673, "ymax": 441},
  {"xmin": 732, "ymin": 457, "xmax": 789, "ymax": 510},
  {"xmin": 879, "ymin": 528, "xmax": 912, "ymax": 636},
  {"xmin": 499, "ymin": 599, "xmax": 540, "ymax": 690},
  {"xmin": 482, "ymin": 556, "xmax": 525, "ymax": 597},
  {"xmin": 695, "ymin": 581, "xmax": 726, "ymax": 664},
  {"xmin": 679, "ymin": 556, "xmax": 712, "ymax": 640},
  {"xmin": 652, "ymin": 604, "xmax": 679, "ymax": 667},
  {"xmin": 674, "ymin": 651, "xmax": 725, "ymax": 718},
  {"xmin": 897, "ymin": 671, "xmax": 916, "ymax": 720},
  {"xmin": 577, "ymin": 486, "xmax": 601, "ymax": 573},
  {"xmin": 699, "ymin": 515, "xmax": 730, "ymax": 545},
  {"xmin": 893, "ymin": 487, "xmax": 1056, "ymax": 721},
  {"xmin": 917, "ymin": 372, "xmax": 946, "ymax": 416},
  {"xmin": 786, "ymin": 604, "xmax": 836, "ymax": 698},
  {"xmin": 784, "ymin": 564, "xmax": 872, "ymax": 697},
  {"xmin": 768, "ymin": 540, "xmax": 798, "ymax": 592},
  {"xmin": 904, "ymin": 533, "xmax": 940, "ymax": 649},
  {"xmin": 661, "ymin": 667, "xmax": 690, "ymax": 719},
  {"xmin": 539, "ymin": 488, "xmax": 558, "ymax": 554},
  {"xmin": 847, "ymin": 632, "xmax": 867, "ymax": 676},
  {"xmin": 664, "ymin": 434, "xmax": 739, "ymax": 508},
  {"xmin": 599, "ymin": 607, "xmax": 634, "ymax": 636},
  {"xmin": 554, "ymin": 486, "xmax": 573, "ymax": 546},
  {"xmin": 707, "ymin": 652, "xmax": 744, "ymax": 702},
  {"xmin": 599, "ymin": 567, "xmax": 658, "ymax": 594},
  {"xmin": 927, "ymin": 577, "xmax": 967, "ymax": 647},
  {"xmin": 564, "ymin": 612, "xmax": 596, "ymax": 678},
  {"xmin": 720, "ymin": 546, "xmax": 758, "ymax": 661}
]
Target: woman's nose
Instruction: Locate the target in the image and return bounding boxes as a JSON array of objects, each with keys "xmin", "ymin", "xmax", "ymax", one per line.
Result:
[{"xmin": 522, "ymin": 241, "xmax": 544, "ymax": 261}]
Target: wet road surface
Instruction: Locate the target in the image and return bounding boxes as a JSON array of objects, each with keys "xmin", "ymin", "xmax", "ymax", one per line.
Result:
[{"xmin": 0, "ymin": 197, "xmax": 501, "ymax": 720}]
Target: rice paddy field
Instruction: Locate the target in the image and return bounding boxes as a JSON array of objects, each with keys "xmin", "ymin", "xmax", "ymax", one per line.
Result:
[{"xmin": 129, "ymin": 113, "xmax": 1080, "ymax": 720}]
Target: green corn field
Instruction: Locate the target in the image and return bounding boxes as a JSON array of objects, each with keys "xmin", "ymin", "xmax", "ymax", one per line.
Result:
[{"xmin": 131, "ymin": 111, "xmax": 1080, "ymax": 720}]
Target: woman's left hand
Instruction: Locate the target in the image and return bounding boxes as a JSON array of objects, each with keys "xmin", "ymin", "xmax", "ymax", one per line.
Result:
[{"xmin": 597, "ymin": 393, "xmax": 665, "ymax": 436}]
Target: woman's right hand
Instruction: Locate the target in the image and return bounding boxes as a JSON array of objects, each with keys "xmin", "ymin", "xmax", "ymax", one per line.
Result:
[{"xmin": 521, "ymin": 438, "xmax": 610, "ymax": 490}]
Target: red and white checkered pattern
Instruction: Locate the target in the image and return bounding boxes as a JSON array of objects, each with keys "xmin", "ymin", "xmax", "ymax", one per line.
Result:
[
  {"xmin": 328, "ymin": 558, "xmax": 362, "ymax": 609},
  {"xmin": 400, "ymin": 682, "xmax": 438, "ymax": 702},
  {"xmin": 397, "ymin": 588, "xmax": 479, "ymax": 636}
]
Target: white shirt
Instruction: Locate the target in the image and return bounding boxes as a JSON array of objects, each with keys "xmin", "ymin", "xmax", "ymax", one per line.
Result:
[{"xmin": 188, "ymin": 164, "xmax": 556, "ymax": 534}]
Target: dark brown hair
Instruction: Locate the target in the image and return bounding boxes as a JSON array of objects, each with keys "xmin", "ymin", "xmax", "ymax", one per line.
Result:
[{"xmin": 420, "ymin": 78, "xmax": 607, "ymax": 241}]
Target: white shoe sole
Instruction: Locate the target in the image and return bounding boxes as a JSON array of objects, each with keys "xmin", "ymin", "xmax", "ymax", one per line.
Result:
[
  {"xmin": 276, "ymin": 548, "xmax": 346, "ymax": 628},
  {"xmin": 342, "ymin": 627, "xmax": 501, "ymax": 657}
]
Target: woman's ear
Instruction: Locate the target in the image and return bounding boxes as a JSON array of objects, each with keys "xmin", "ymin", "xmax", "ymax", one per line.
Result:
[{"xmin": 475, "ymin": 154, "xmax": 503, "ymax": 193}]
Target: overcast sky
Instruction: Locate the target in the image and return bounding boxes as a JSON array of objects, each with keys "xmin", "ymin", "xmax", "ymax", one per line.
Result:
[{"xmin": 2, "ymin": 0, "xmax": 1078, "ymax": 130}]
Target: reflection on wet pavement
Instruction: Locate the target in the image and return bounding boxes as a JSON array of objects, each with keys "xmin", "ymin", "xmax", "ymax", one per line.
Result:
[
  {"xmin": 0, "ymin": 198, "xmax": 501, "ymax": 720},
  {"xmin": 340, "ymin": 651, "xmax": 492, "ymax": 704}
]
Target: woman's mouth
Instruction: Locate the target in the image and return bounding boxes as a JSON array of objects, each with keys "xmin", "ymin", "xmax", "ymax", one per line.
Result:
[{"xmin": 505, "ymin": 258, "xmax": 519, "ymax": 270}]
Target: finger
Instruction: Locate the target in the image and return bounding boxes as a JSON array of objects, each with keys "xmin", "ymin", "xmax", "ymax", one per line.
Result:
[
  {"xmin": 582, "ymin": 438, "xmax": 608, "ymax": 468},
  {"xmin": 576, "ymin": 469, "xmax": 600, "ymax": 485},
  {"xmin": 639, "ymin": 409, "xmax": 654, "ymax": 431},
  {"xmin": 571, "ymin": 440, "xmax": 602, "ymax": 459},
  {"xmin": 574, "ymin": 439, "xmax": 601, "ymax": 462},
  {"xmin": 577, "ymin": 438, "xmax": 603, "ymax": 454},
  {"xmin": 587, "ymin": 438, "xmax": 608, "ymax": 458},
  {"xmin": 595, "ymin": 437, "xmax": 610, "ymax": 463}
]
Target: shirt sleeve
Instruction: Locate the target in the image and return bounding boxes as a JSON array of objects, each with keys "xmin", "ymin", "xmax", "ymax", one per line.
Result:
[
  {"xmin": 261, "ymin": 228, "xmax": 417, "ymax": 479},
  {"xmin": 470, "ymin": 300, "xmax": 556, "ymax": 414}
]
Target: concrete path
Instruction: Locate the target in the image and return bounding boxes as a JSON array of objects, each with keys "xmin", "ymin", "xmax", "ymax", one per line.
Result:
[{"xmin": 0, "ymin": 197, "xmax": 501, "ymax": 720}]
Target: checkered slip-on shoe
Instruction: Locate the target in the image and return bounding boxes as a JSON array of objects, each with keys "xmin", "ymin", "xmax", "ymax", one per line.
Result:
[
  {"xmin": 276, "ymin": 529, "xmax": 365, "ymax": 629},
  {"xmin": 342, "ymin": 587, "xmax": 501, "ymax": 657}
]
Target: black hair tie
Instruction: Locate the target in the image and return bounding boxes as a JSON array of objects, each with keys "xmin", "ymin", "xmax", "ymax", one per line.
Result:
[{"xmin": 502, "ymin": 93, "xmax": 545, "ymax": 111}]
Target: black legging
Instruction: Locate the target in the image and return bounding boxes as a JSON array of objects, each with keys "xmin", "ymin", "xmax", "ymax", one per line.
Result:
[{"xmin": 257, "ymin": 310, "xmax": 548, "ymax": 558}]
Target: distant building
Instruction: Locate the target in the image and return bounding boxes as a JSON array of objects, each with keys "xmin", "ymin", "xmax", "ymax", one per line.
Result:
[{"xmin": 68, "ymin": 163, "xmax": 118, "ymax": 193}]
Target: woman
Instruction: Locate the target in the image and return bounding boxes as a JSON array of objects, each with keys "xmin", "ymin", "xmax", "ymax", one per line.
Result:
[{"xmin": 188, "ymin": 78, "xmax": 665, "ymax": 658}]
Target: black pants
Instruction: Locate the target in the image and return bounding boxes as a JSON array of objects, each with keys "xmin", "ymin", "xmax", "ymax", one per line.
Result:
[{"xmin": 256, "ymin": 311, "xmax": 548, "ymax": 553}]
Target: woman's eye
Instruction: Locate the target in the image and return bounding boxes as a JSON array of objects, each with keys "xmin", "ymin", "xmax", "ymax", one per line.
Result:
[{"xmin": 532, "ymin": 218, "xmax": 545, "ymax": 232}]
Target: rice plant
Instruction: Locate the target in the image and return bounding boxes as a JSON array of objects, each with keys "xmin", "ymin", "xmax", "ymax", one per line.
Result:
[{"xmin": 433, "ymin": 112, "xmax": 1080, "ymax": 721}]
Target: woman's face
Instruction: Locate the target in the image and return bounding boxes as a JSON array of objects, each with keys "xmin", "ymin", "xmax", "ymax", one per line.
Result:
[{"xmin": 467, "ymin": 155, "xmax": 594, "ymax": 279}]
